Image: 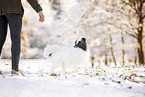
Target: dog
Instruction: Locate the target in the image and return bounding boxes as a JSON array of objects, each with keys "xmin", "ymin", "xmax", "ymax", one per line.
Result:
[{"xmin": 43, "ymin": 38, "xmax": 90, "ymax": 73}]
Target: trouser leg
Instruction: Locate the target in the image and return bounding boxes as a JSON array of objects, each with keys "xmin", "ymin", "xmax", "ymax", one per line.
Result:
[
  {"xmin": 6, "ymin": 14, "xmax": 22, "ymax": 70},
  {"xmin": 0, "ymin": 15, "xmax": 8, "ymax": 56}
]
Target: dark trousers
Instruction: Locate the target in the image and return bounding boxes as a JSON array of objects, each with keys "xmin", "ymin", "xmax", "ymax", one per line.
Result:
[{"xmin": 0, "ymin": 14, "xmax": 22, "ymax": 70}]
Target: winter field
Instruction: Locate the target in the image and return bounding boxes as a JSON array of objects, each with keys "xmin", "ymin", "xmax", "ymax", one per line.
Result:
[
  {"xmin": 0, "ymin": 59, "xmax": 145, "ymax": 97},
  {"xmin": 0, "ymin": 0, "xmax": 145, "ymax": 97}
]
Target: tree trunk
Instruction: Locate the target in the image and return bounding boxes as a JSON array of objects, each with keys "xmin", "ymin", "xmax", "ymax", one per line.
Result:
[
  {"xmin": 137, "ymin": 35, "xmax": 144, "ymax": 65},
  {"xmin": 98, "ymin": 59, "xmax": 101, "ymax": 67},
  {"xmin": 137, "ymin": 16, "xmax": 144, "ymax": 65},
  {"xmin": 109, "ymin": 35, "xmax": 117, "ymax": 66},
  {"xmin": 136, "ymin": 1, "xmax": 144, "ymax": 65},
  {"xmin": 105, "ymin": 54, "xmax": 108, "ymax": 66},
  {"xmin": 134, "ymin": 53, "xmax": 137, "ymax": 65},
  {"xmin": 91, "ymin": 56, "xmax": 95, "ymax": 68},
  {"xmin": 121, "ymin": 32, "xmax": 125, "ymax": 66}
]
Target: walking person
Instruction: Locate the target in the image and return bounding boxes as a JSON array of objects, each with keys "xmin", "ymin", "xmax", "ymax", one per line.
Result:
[{"xmin": 0, "ymin": 0, "xmax": 45, "ymax": 75}]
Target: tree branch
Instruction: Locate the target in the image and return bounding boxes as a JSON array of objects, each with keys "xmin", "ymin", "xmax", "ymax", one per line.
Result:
[
  {"xmin": 123, "ymin": 23, "xmax": 138, "ymax": 36},
  {"xmin": 128, "ymin": 10, "xmax": 138, "ymax": 36},
  {"xmin": 122, "ymin": 0, "xmax": 139, "ymax": 15},
  {"xmin": 115, "ymin": 3, "xmax": 128, "ymax": 12},
  {"xmin": 124, "ymin": 31, "xmax": 138, "ymax": 39},
  {"xmin": 110, "ymin": 23, "xmax": 138, "ymax": 39}
]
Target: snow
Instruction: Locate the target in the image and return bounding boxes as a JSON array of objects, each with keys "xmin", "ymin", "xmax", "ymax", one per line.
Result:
[{"xmin": 0, "ymin": 59, "xmax": 145, "ymax": 97}]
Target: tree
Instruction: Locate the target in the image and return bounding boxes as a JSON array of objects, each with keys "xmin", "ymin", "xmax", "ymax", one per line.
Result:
[
  {"xmin": 121, "ymin": 0, "xmax": 145, "ymax": 64},
  {"xmin": 49, "ymin": 0, "xmax": 62, "ymax": 19},
  {"xmin": 109, "ymin": 34, "xmax": 117, "ymax": 66},
  {"xmin": 121, "ymin": 31, "xmax": 125, "ymax": 66}
]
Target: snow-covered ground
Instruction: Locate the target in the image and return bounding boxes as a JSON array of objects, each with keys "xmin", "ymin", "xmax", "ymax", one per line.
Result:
[{"xmin": 0, "ymin": 59, "xmax": 145, "ymax": 97}]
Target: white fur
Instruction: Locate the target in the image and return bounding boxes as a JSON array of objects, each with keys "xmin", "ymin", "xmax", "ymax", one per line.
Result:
[{"xmin": 43, "ymin": 44, "xmax": 90, "ymax": 73}]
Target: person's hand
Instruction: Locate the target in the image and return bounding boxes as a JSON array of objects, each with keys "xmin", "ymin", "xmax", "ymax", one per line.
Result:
[{"xmin": 39, "ymin": 11, "xmax": 44, "ymax": 23}]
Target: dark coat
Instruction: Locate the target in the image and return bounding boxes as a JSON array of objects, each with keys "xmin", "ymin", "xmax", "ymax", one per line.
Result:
[{"xmin": 0, "ymin": 0, "xmax": 42, "ymax": 15}]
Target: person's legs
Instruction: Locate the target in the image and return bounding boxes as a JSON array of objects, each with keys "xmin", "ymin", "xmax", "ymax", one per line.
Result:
[
  {"xmin": 6, "ymin": 14, "xmax": 22, "ymax": 71},
  {"xmin": 0, "ymin": 15, "xmax": 8, "ymax": 56}
]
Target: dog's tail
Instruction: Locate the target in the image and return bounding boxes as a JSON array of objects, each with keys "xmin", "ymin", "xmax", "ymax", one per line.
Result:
[{"xmin": 43, "ymin": 44, "xmax": 59, "ymax": 58}]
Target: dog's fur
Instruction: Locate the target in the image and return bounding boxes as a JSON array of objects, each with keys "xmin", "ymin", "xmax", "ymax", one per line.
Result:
[
  {"xmin": 74, "ymin": 38, "xmax": 87, "ymax": 51},
  {"xmin": 43, "ymin": 38, "xmax": 90, "ymax": 73}
]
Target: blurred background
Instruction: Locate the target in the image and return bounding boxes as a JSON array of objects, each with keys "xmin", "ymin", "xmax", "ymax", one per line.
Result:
[{"xmin": 1, "ymin": 0, "xmax": 145, "ymax": 66}]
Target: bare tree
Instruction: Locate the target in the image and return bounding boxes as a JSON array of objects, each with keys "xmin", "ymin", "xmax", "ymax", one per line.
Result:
[
  {"xmin": 109, "ymin": 34, "xmax": 117, "ymax": 66},
  {"xmin": 121, "ymin": 31, "xmax": 125, "ymax": 66},
  {"xmin": 121, "ymin": 0, "xmax": 145, "ymax": 65}
]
